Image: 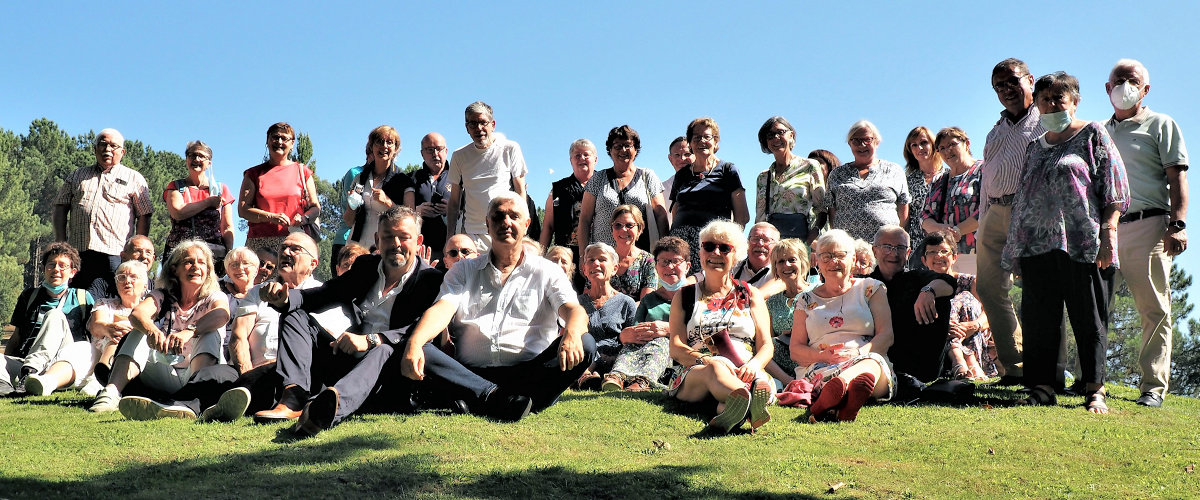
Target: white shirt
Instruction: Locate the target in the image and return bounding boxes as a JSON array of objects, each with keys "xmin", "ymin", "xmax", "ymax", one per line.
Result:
[
  {"xmin": 439, "ymin": 250, "xmax": 577, "ymax": 367},
  {"xmin": 449, "ymin": 137, "xmax": 528, "ymax": 234},
  {"xmin": 360, "ymin": 261, "xmax": 416, "ymax": 335},
  {"xmin": 243, "ymin": 277, "xmax": 351, "ymax": 367}
]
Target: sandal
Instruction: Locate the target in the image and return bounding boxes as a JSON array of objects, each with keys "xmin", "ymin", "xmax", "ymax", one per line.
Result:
[
  {"xmin": 1083, "ymin": 391, "xmax": 1109, "ymax": 414},
  {"xmin": 949, "ymin": 364, "xmax": 970, "ymax": 381},
  {"xmin": 1016, "ymin": 385, "xmax": 1057, "ymax": 407}
]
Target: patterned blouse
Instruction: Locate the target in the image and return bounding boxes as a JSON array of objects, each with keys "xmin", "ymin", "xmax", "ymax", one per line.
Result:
[
  {"xmin": 825, "ymin": 160, "xmax": 911, "ymax": 242},
  {"xmin": 755, "ymin": 157, "xmax": 827, "ymax": 223},
  {"xmin": 584, "ymin": 167, "xmax": 664, "ymax": 249},
  {"xmin": 1002, "ymin": 122, "xmax": 1130, "ymax": 273},
  {"xmin": 921, "ymin": 160, "xmax": 982, "ymax": 254},
  {"xmin": 905, "ymin": 166, "xmax": 947, "ymax": 253},
  {"xmin": 610, "ymin": 248, "xmax": 658, "ymax": 298},
  {"xmin": 766, "ymin": 291, "xmax": 797, "ymax": 337}
]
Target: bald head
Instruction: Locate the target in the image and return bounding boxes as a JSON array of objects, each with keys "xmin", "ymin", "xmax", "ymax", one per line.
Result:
[
  {"xmin": 121, "ymin": 235, "xmax": 156, "ymax": 269},
  {"xmin": 421, "ymin": 132, "xmax": 448, "ymax": 170},
  {"xmin": 443, "ymin": 233, "xmax": 477, "ymax": 269}
]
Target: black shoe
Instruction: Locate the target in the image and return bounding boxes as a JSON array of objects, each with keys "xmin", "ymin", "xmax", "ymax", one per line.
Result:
[
  {"xmin": 1135, "ymin": 391, "xmax": 1163, "ymax": 407},
  {"xmin": 482, "ymin": 387, "xmax": 532, "ymax": 422}
]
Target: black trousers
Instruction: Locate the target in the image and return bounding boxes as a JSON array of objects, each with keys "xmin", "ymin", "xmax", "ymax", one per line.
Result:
[
  {"xmin": 163, "ymin": 364, "xmax": 278, "ymax": 415},
  {"xmin": 1019, "ymin": 251, "xmax": 1114, "ymax": 389},
  {"xmin": 420, "ymin": 334, "xmax": 597, "ymax": 412},
  {"xmin": 274, "ymin": 308, "xmax": 416, "ymax": 425}
]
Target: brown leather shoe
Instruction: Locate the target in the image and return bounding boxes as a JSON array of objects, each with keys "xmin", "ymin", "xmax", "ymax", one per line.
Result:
[{"xmin": 253, "ymin": 385, "xmax": 308, "ymax": 424}]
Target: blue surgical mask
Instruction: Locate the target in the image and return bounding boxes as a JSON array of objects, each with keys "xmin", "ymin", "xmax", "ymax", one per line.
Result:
[
  {"xmin": 1039, "ymin": 110, "xmax": 1073, "ymax": 133},
  {"xmin": 662, "ymin": 277, "xmax": 686, "ymax": 291},
  {"xmin": 42, "ymin": 281, "xmax": 68, "ymax": 296}
]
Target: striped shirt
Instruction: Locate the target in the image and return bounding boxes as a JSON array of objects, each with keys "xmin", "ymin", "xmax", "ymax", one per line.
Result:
[
  {"xmin": 981, "ymin": 106, "xmax": 1044, "ymax": 215},
  {"xmin": 54, "ymin": 163, "xmax": 153, "ymax": 255}
]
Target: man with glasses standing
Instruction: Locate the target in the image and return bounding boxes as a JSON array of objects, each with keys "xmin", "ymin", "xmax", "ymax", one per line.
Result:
[
  {"xmin": 868, "ymin": 225, "xmax": 955, "ymax": 384},
  {"xmin": 976, "ymin": 58, "xmax": 1045, "ymax": 387},
  {"xmin": 412, "ymin": 132, "xmax": 452, "ymax": 262},
  {"xmin": 445, "ymin": 101, "xmax": 528, "ymax": 252},
  {"xmin": 53, "ymin": 128, "xmax": 153, "ymax": 299}
]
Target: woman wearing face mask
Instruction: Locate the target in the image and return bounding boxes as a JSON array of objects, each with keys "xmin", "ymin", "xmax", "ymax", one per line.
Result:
[
  {"xmin": 603, "ymin": 237, "xmax": 691, "ymax": 392},
  {"xmin": 164, "ymin": 141, "xmax": 236, "ymax": 276},
  {"xmin": 1003, "ymin": 72, "xmax": 1130, "ymax": 414},
  {"xmin": 825, "ymin": 120, "xmax": 910, "ymax": 242},
  {"xmin": 901, "ymin": 127, "xmax": 947, "ymax": 269},
  {"xmin": 756, "ymin": 116, "xmax": 826, "ymax": 245},
  {"xmin": 921, "ymin": 127, "xmax": 983, "ymax": 275}
]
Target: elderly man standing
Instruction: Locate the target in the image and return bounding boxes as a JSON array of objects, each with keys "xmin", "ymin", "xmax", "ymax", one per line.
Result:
[
  {"xmin": 412, "ymin": 132, "xmax": 452, "ymax": 262},
  {"xmin": 445, "ymin": 101, "xmax": 528, "ymax": 252},
  {"xmin": 975, "ymin": 59, "xmax": 1045, "ymax": 386},
  {"xmin": 254, "ymin": 207, "xmax": 444, "ymax": 435},
  {"xmin": 868, "ymin": 225, "xmax": 955, "ymax": 383},
  {"xmin": 1105, "ymin": 59, "xmax": 1190, "ymax": 408},
  {"xmin": 54, "ymin": 128, "xmax": 153, "ymax": 299},
  {"xmin": 540, "ymin": 138, "xmax": 597, "ymax": 256},
  {"xmin": 403, "ymin": 192, "xmax": 596, "ymax": 421}
]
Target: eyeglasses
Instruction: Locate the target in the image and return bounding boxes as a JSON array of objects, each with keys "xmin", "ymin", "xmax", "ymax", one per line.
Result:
[
  {"xmin": 466, "ymin": 120, "xmax": 492, "ymax": 128},
  {"xmin": 421, "ymin": 146, "xmax": 447, "ymax": 155},
  {"xmin": 849, "ymin": 137, "xmax": 876, "ymax": 147},
  {"xmin": 612, "ymin": 222, "xmax": 639, "ymax": 231},
  {"xmin": 937, "ymin": 139, "xmax": 963, "ymax": 153},
  {"xmin": 656, "ymin": 258, "xmax": 686, "ymax": 268},
  {"xmin": 259, "ymin": 263, "xmax": 275, "ymax": 272},
  {"xmin": 280, "ymin": 243, "xmax": 314, "ymax": 257},
  {"xmin": 611, "ymin": 142, "xmax": 636, "ymax": 151},
  {"xmin": 115, "ymin": 274, "xmax": 142, "ymax": 283},
  {"xmin": 446, "ymin": 248, "xmax": 474, "ymax": 258},
  {"xmin": 767, "ymin": 129, "xmax": 791, "ymax": 139},
  {"xmin": 701, "ymin": 241, "xmax": 733, "ymax": 254},
  {"xmin": 817, "ymin": 251, "xmax": 849, "ymax": 262},
  {"xmin": 186, "ymin": 153, "xmax": 210, "ymax": 160},
  {"xmin": 97, "ymin": 141, "xmax": 123, "ymax": 151},
  {"xmin": 992, "ymin": 75, "xmax": 1027, "ymax": 92},
  {"xmin": 748, "ymin": 235, "xmax": 776, "ymax": 245},
  {"xmin": 875, "ymin": 243, "xmax": 909, "ymax": 254},
  {"xmin": 691, "ymin": 134, "xmax": 716, "ymax": 142},
  {"xmin": 927, "ymin": 248, "xmax": 954, "ymax": 257},
  {"xmin": 270, "ymin": 134, "xmax": 294, "ymax": 142}
]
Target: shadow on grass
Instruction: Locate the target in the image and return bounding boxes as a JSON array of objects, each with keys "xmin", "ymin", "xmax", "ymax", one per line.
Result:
[{"xmin": 0, "ymin": 434, "xmax": 821, "ymax": 499}]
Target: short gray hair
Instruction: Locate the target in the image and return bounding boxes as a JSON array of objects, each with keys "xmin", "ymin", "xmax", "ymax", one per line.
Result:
[
  {"xmin": 487, "ymin": 191, "xmax": 528, "ymax": 220},
  {"xmin": 96, "ymin": 128, "xmax": 124, "ymax": 147},
  {"xmin": 872, "ymin": 224, "xmax": 910, "ymax": 246},
  {"xmin": 569, "ymin": 138, "xmax": 596, "ymax": 156},
  {"xmin": 584, "ymin": 242, "xmax": 618, "ymax": 263},
  {"xmin": 186, "ymin": 140, "xmax": 212, "ymax": 160},
  {"xmin": 815, "ymin": 229, "xmax": 856, "ymax": 255},
  {"xmin": 465, "ymin": 101, "xmax": 494, "ymax": 120},
  {"xmin": 1111, "ymin": 58, "xmax": 1150, "ymax": 84},
  {"xmin": 748, "ymin": 222, "xmax": 780, "ymax": 240},
  {"xmin": 846, "ymin": 120, "xmax": 881, "ymax": 144},
  {"xmin": 224, "ymin": 246, "xmax": 259, "ymax": 269},
  {"xmin": 698, "ymin": 219, "xmax": 748, "ymax": 262}
]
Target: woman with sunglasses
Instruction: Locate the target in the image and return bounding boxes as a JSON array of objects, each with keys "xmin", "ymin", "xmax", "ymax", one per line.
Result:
[
  {"xmin": 667, "ymin": 220, "xmax": 774, "ymax": 433},
  {"xmin": 792, "ymin": 229, "xmax": 895, "ymax": 423},
  {"xmin": 164, "ymin": 140, "xmax": 235, "ymax": 276},
  {"xmin": 607, "ymin": 205, "xmax": 657, "ymax": 300}
]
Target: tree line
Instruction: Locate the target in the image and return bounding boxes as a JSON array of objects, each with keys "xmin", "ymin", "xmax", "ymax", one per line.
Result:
[{"xmin": 2, "ymin": 118, "xmax": 1198, "ymax": 396}]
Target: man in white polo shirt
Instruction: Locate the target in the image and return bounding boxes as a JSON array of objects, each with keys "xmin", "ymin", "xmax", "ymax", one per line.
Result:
[{"xmin": 1104, "ymin": 58, "xmax": 1189, "ymax": 408}]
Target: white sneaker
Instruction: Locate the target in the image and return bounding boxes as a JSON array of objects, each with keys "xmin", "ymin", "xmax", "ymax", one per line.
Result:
[
  {"xmin": 24, "ymin": 373, "xmax": 54, "ymax": 396},
  {"xmin": 79, "ymin": 375, "xmax": 103, "ymax": 397},
  {"xmin": 199, "ymin": 387, "xmax": 251, "ymax": 423},
  {"xmin": 119, "ymin": 396, "xmax": 196, "ymax": 420},
  {"xmin": 89, "ymin": 387, "xmax": 121, "ymax": 413}
]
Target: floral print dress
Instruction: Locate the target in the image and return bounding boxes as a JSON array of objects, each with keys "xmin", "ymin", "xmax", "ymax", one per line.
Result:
[
  {"xmin": 946, "ymin": 274, "xmax": 997, "ymax": 378},
  {"xmin": 922, "ymin": 160, "xmax": 982, "ymax": 255}
]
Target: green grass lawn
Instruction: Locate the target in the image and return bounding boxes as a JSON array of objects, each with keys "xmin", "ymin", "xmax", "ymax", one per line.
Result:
[{"xmin": 1, "ymin": 384, "xmax": 1197, "ymax": 499}]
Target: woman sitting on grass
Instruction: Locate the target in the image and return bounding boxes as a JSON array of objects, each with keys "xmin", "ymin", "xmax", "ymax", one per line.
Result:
[
  {"xmin": 792, "ymin": 229, "xmax": 895, "ymax": 423},
  {"xmin": 603, "ymin": 236, "xmax": 691, "ymax": 392},
  {"xmin": 574, "ymin": 242, "xmax": 637, "ymax": 389},
  {"xmin": 762, "ymin": 239, "xmax": 812, "ymax": 386},
  {"xmin": 667, "ymin": 220, "xmax": 774, "ymax": 434}
]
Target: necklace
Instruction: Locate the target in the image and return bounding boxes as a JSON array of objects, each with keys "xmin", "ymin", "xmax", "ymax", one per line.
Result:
[{"xmin": 828, "ymin": 293, "xmax": 846, "ymax": 329}]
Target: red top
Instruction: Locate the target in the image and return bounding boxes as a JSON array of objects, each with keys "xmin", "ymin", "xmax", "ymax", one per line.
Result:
[{"xmin": 242, "ymin": 162, "xmax": 313, "ymax": 238}]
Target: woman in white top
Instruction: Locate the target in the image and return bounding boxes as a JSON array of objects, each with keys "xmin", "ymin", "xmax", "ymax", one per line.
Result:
[
  {"xmin": 220, "ymin": 247, "xmax": 259, "ymax": 374},
  {"xmin": 667, "ymin": 220, "xmax": 774, "ymax": 433},
  {"xmin": 791, "ymin": 229, "xmax": 895, "ymax": 423}
]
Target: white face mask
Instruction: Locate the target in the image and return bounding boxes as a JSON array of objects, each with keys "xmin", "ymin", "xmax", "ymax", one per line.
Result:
[
  {"xmin": 1039, "ymin": 110, "xmax": 1073, "ymax": 133},
  {"xmin": 1109, "ymin": 82, "xmax": 1141, "ymax": 111}
]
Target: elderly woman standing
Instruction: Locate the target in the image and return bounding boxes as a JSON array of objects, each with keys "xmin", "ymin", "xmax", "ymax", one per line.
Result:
[
  {"xmin": 239, "ymin": 123, "xmax": 321, "ymax": 252},
  {"xmin": 668, "ymin": 220, "xmax": 773, "ymax": 433},
  {"xmin": 901, "ymin": 127, "xmax": 947, "ymax": 268},
  {"xmin": 756, "ymin": 116, "xmax": 826, "ymax": 244},
  {"xmin": 792, "ymin": 229, "xmax": 895, "ymax": 423},
  {"xmin": 577, "ymin": 126, "xmax": 669, "ymax": 253},
  {"xmin": 89, "ymin": 240, "xmax": 230, "ymax": 416},
  {"xmin": 164, "ymin": 141, "xmax": 235, "ymax": 276},
  {"xmin": 608, "ymin": 205, "xmax": 658, "ymax": 300},
  {"xmin": 575, "ymin": 242, "xmax": 637, "ymax": 388},
  {"xmin": 825, "ymin": 121, "xmax": 910, "ymax": 242},
  {"xmin": 604, "ymin": 236, "xmax": 691, "ymax": 392},
  {"xmin": 670, "ymin": 118, "xmax": 751, "ymax": 270},
  {"xmin": 922, "ymin": 127, "xmax": 984, "ymax": 275},
  {"xmin": 341, "ymin": 126, "xmax": 413, "ymax": 250},
  {"xmin": 1003, "ymin": 72, "xmax": 1129, "ymax": 414}
]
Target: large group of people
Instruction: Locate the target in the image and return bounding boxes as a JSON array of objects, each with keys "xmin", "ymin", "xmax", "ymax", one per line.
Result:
[{"xmin": 0, "ymin": 57, "xmax": 1189, "ymax": 435}]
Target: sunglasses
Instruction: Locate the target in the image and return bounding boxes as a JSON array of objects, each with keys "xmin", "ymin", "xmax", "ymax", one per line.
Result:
[
  {"xmin": 446, "ymin": 248, "xmax": 475, "ymax": 258},
  {"xmin": 701, "ymin": 241, "xmax": 733, "ymax": 254},
  {"xmin": 259, "ymin": 263, "xmax": 275, "ymax": 271},
  {"xmin": 612, "ymin": 222, "xmax": 639, "ymax": 231}
]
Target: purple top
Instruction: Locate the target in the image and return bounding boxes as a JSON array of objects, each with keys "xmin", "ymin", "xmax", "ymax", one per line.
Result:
[{"xmin": 1002, "ymin": 122, "xmax": 1129, "ymax": 273}]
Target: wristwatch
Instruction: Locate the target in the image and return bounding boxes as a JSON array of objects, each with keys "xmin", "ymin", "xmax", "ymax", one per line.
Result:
[
  {"xmin": 1169, "ymin": 220, "xmax": 1187, "ymax": 230},
  {"xmin": 920, "ymin": 284, "xmax": 935, "ymax": 296},
  {"xmin": 366, "ymin": 333, "xmax": 381, "ymax": 349}
]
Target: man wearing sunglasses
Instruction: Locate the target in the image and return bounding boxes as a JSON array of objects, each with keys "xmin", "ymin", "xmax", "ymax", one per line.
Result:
[
  {"xmin": 868, "ymin": 225, "xmax": 955, "ymax": 385},
  {"xmin": 441, "ymin": 233, "xmax": 478, "ymax": 270}
]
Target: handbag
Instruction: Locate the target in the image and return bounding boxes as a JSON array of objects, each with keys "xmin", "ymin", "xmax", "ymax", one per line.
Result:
[
  {"xmin": 293, "ymin": 163, "xmax": 323, "ymax": 242},
  {"xmin": 764, "ymin": 165, "xmax": 809, "ymax": 240},
  {"xmin": 644, "ymin": 170, "xmax": 661, "ymax": 245}
]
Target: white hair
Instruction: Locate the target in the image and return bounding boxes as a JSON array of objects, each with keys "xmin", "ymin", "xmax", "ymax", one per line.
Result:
[
  {"xmin": 1111, "ymin": 58, "xmax": 1150, "ymax": 84},
  {"xmin": 584, "ymin": 242, "xmax": 618, "ymax": 263},
  {"xmin": 846, "ymin": 120, "xmax": 881, "ymax": 144},
  {"xmin": 872, "ymin": 224, "xmax": 910, "ymax": 246},
  {"xmin": 569, "ymin": 138, "xmax": 596, "ymax": 156},
  {"xmin": 96, "ymin": 128, "xmax": 125, "ymax": 147},
  {"xmin": 815, "ymin": 229, "xmax": 856, "ymax": 254}
]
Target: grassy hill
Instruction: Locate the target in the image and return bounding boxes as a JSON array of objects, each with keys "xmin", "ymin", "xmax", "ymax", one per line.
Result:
[{"xmin": 1, "ymin": 384, "xmax": 1197, "ymax": 499}]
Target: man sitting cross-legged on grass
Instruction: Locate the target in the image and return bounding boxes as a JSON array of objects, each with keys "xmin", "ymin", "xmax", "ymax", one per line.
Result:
[
  {"xmin": 402, "ymin": 192, "xmax": 597, "ymax": 421},
  {"xmin": 254, "ymin": 207, "xmax": 445, "ymax": 436}
]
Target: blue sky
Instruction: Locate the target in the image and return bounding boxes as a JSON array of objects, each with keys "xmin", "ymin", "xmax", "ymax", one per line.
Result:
[{"xmin": 3, "ymin": 2, "xmax": 1198, "ymax": 291}]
